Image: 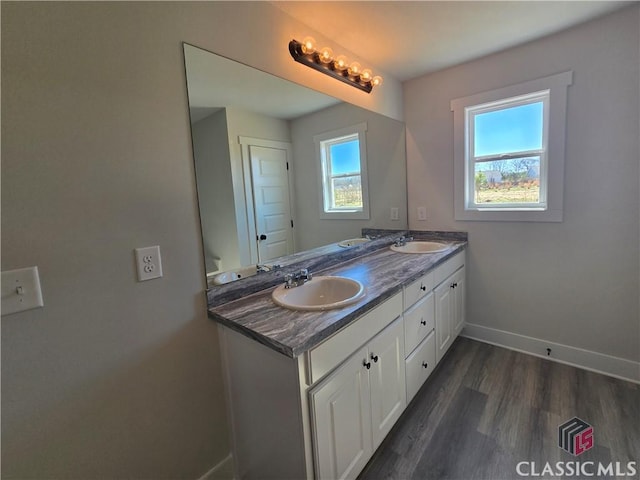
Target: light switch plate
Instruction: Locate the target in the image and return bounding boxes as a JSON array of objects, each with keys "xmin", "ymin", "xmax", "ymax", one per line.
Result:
[{"xmin": 2, "ymin": 266, "xmax": 44, "ymax": 315}]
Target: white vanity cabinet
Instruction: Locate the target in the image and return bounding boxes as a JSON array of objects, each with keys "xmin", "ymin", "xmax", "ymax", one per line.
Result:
[
  {"xmin": 451, "ymin": 267, "xmax": 466, "ymax": 337},
  {"xmin": 402, "ymin": 272, "xmax": 436, "ymax": 403},
  {"xmin": 310, "ymin": 316, "xmax": 405, "ymax": 480},
  {"xmin": 217, "ymin": 248, "xmax": 466, "ymax": 480},
  {"xmin": 218, "ymin": 291, "xmax": 403, "ymax": 480},
  {"xmin": 309, "ymin": 346, "xmax": 372, "ymax": 480},
  {"xmin": 434, "ymin": 253, "xmax": 466, "ymax": 363},
  {"xmin": 405, "ymin": 329, "xmax": 436, "ymax": 401},
  {"xmin": 403, "ymin": 250, "xmax": 466, "ymax": 401}
]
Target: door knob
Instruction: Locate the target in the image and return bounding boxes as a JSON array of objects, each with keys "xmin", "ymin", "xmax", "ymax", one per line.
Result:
[{"xmin": 258, "ymin": 234, "xmax": 267, "ymax": 241}]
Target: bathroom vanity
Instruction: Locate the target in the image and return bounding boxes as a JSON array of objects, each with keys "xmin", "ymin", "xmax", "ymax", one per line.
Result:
[{"xmin": 209, "ymin": 235, "xmax": 466, "ymax": 480}]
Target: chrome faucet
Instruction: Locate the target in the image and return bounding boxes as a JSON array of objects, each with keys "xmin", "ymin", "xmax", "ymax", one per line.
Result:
[
  {"xmin": 394, "ymin": 235, "xmax": 414, "ymax": 247},
  {"xmin": 284, "ymin": 268, "xmax": 312, "ymax": 289}
]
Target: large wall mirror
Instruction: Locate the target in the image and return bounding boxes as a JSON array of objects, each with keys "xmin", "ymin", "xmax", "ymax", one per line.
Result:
[{"xmin": 183, "ymin": 43, "xmax": 408, "ymax": 287}]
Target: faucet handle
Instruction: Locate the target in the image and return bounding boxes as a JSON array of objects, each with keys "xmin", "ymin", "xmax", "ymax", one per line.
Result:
[
  {"xmin": 284, "ymin": 273, "xmax": 294, "ymax": 288},
  {"xmin": 300, "ymin": 269, "xmax": 312, "ymax": 281}
]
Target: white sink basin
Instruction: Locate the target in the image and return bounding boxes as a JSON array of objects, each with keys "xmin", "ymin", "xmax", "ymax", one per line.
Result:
[
  {"xmin": 211, "ymin": 266, "xmax": 256, "ymax": 285},
  {"xmin": 390, "ymin": 241, "xmax": 449, "ymax": 254},
  {"xmin": 338, "ymin": 237, "xmax": 371, "ymax": 248},
  {"xmin": 272, "ymin": 276, "xmax": 366, "ymax": 311}
]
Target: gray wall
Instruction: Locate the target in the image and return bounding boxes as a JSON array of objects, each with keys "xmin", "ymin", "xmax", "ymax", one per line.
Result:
[
  {"xmin": 0, "ymin": 2, "xmax": 400, "ymax": 479},
  {"xmin": 3, "ymin": 1, "xmax": 637, "ymax": 478},
  {"xmin": 290, "ymin": 103, "xmax": 408, "ymax": 250},
  {"xmin": 404, "ymin": 5, "xmax": 639, "ymax": 362},
  {"xmin": 193, "ymin": 110, "xmax": 237, "ymax": 273}
]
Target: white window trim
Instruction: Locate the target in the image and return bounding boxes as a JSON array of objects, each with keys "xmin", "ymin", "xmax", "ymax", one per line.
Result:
[
  {"xmin": 451, "ymin": 71, "xmax": 573, "ymax": 222},
  {"xmin": 314, "ymin": 122, "xmax": 370, "ymax": 220}
]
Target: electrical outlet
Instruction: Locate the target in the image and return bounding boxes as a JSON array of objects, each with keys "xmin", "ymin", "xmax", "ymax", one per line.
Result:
[
  {"xmin": 1, "ymin": 266, "xmax": 44, "ymax": 315},
  {"xmin": 135, "ymin": 246, "xmax": 163, "ymax": 281},
  {"xmin": 390, "ymin": 207, "xmax": 399, "ymax": 221},
  {"xmin": 417, "ymin": 206, "xmax": 427, "ymax": 221}
]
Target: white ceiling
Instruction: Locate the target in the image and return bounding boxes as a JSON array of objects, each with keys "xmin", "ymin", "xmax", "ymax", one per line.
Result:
[
  {"xmin": 186, "ymin": 2, "xmax": 631, "ymax": 122},
  {"xmin": 273, "ymin": 1, "xmax": 631, "ymax": 81}
]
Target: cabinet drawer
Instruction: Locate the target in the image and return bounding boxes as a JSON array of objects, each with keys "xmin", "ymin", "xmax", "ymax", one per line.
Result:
[
  {"xmin": 308, "ymin": 291, "xmax": 403, "ymax": 385},
  {"xmin": 403, "ymin": 292, "xmax": 434, "ymax": 356},
  {"xmin": 433, "ymin": 250, "xmax": 465, "ymax": 286},
  {"xmin": 405, "ymin": 331, "xmax": 436, "ymax": 403},
  {"xmin": 403, "ymin": 271, "xmax": 434, "ymax": 309}
]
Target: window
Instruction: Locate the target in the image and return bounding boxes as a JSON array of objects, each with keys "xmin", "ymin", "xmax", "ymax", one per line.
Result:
[
  {"xmin": 451, "ymin": 71, "xmax": 572, "ymax": 222},
  {"xmin": 470, "ymin": 93, "xmax": 547, "ymax": 209},
  {"xmin": 314, "ymin": 123, "xmax": 370, "ymax": 219}
]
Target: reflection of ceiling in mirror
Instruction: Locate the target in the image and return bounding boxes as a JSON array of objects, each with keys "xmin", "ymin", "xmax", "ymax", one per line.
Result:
[{"xmin": 184, "ymin": 44, "xmax": 341, "ymax": 123}]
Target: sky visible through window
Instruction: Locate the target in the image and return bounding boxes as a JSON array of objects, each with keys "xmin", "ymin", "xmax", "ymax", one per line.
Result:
[
  {"xmin": 474, "ymin": 101, "xmax": 543, "ymax": 173},
  {"xmin": 330, "ymin": 139, "xmax": 360, "ymax": 175},
  {"xmin": 472, "ymin": 100, "xmax": 544, "ymax": 205}
]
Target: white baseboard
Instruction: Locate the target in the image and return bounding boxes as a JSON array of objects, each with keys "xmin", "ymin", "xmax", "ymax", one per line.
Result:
[
  {"xmin": 198, "ymin": 454, "xmax": 235, "ymax": 480},
  {"xmin": 461, "ymin": 323, "xmax": 640, "ymax": 384}
]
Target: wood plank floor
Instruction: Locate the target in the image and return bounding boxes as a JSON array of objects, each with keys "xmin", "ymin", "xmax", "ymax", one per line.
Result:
[{"xmin": 359, "ymin": 337, "xmax": 640, "ymax": 480}]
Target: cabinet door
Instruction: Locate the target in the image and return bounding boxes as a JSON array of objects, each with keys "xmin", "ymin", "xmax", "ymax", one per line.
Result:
[
  {"xmin": 434, "ymin": 279, "xmax": 453, "ymax": 364},
  {"xmin": 452, "ymin": 267, "xmax": 466, "ymax": 337},
  {"xmin": 368, "ymin": 317, "xmax": 406, "ymax": 449},
  {"xmin": 310, "ymin": 347, "xmax": 373, "ymax": 480}
]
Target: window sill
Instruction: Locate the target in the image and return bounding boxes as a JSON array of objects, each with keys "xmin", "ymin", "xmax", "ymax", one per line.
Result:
[
  {"xmin": 320, "ymin": 210, "xmax": 370, "ymax": 220},
  {"xmin": 455, "ymin": 208, "xmax": 563, "ymax": 222}
]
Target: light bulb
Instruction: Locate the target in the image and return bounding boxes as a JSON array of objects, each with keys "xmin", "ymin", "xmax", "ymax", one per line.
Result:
[
  {"xmin": 318, "ymin": 47, "xmax": 334, "ymax": 64},
  {"xmin": 360, "ymin": 69, "xmax": 373, "ymax": 83},
  {"xmin": 371, "ymin": 75, "xmax": 383, "ymax": 87},
  {"xmin": 334, "ymin": 55, "xmax": 349, "ymax": 71},
  {"xmin": 347, "ymin": 62, "xmax": 361, "ymax": 77},
  {"xmin": 301, "ymin": 36, "xmax": 316, "ymax": 55}
]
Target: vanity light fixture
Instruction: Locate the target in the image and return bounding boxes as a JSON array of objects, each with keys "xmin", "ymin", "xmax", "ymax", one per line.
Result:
[{"xmin": 288, "ymin": 37, "xmax": 383, "ymax": 94}]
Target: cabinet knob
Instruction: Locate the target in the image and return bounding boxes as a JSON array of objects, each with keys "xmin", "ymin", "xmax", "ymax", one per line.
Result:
[
  {"xmin": 420, "ymin": 285, "xmax": 426, "ymax": 291},
  {"xmin": 363, "ymin": 360, "xmax": 371, "ymax": 370},
  {"xmin": 371, "ymin": 353, "xmax": 379, "ymax": 363},
  {"xmin": 420, "ymin": 319, "xmax": 427, "ymax": 326},
  {"xmin": 450, "ymin": 282, "xmax": 458, "ymax": 288},
  {"xmin": 422, "ymin": 362, "xmax": 429, "ymax": 369}
]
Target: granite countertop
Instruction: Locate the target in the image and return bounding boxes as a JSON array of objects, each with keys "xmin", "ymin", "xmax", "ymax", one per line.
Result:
[{"xmin": 209, "ymin": 238, "xmax": 467, "ymax": 358}]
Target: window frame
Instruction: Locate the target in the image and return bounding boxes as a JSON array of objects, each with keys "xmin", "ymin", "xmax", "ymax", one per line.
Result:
[
  {"xmin": 314, "ymin": 122, "xmax": 370, "ymax": 220},
  {"xmin": 467, "ymin": 91, "xmax": 549, "ymax": 211},
  {"xmin": 451, "ymin": 71, "xmax": 573, "ymax": 222}
]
